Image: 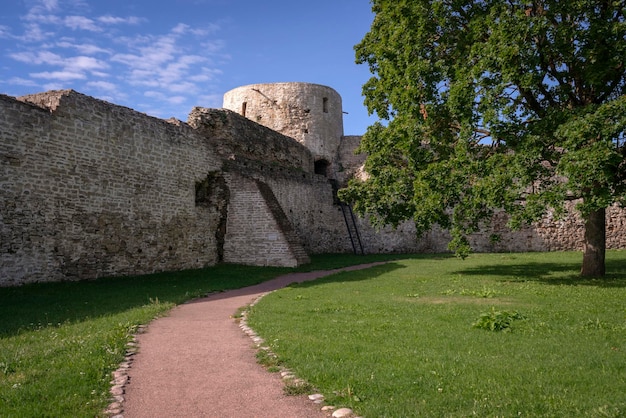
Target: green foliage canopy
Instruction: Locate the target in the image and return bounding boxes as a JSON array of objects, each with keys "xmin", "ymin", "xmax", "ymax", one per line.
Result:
[{"xmin": 342, "ymin": 0, "xmax": 626, "ymax": 257}]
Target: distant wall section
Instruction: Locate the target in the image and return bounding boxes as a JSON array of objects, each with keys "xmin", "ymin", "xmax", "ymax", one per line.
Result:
[{"xmin": 335, "ymin": 134, "xmax": 626, "ymax": 254}]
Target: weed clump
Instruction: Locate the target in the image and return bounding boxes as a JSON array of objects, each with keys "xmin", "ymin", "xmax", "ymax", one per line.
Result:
[{"xmin": 473, "ymin": 307, "xmax": 525, "ymax": 332}]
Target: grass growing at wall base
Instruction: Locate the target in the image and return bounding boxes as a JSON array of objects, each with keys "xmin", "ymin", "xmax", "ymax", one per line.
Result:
[
  {"xmin": 246, "ymin": 251, "xmax": 626, "ymax": 417},
  {"xmin": 0, "ymin": 254, "xmax": 406, "ymax": 417}
]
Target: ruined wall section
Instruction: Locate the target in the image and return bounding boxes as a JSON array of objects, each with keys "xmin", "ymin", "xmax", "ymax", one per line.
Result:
[
  {"xmin": 188, "ymin": 107, "xmax": 314, "ymax": 172},
  {"xmin": 221, "ymin": 159, "xmax": 353, "ymax": 254},
  {"xmin": 474, "ymin": 202, "xmax": 626, "ymax": 252},
  {"xmin": 264, "ymin": 172, "xmax": 351, "ymax": 254},
  {"xmin": 189, "ymin": 104, "xmax": 372, "ymax": 255},
  {"xmin": 0, "ymin": 90, "xmax": 222, "ymax": 285},
  {"xmin": 222, "ymin": 171, "xmax": 311, "ymax": 267},
  {"xmin": 220, "ymin": 159, "xmax": 427, "ymax": 256},
  {"xmin": 188, "ymin": 106, "xmax": 327, "ymax": 264}
]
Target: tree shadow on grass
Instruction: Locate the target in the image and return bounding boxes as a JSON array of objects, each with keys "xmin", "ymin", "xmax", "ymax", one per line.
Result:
[
  {"xmin": 0, "ymin": 254, "xmax": 411, "ymax": 338},
  {"xmin": 454, "ymin": 258, "xmax": 626, "ymax": 288},
  {"xmin": 0, "ymin": 264, "xmax": 294, "ymax": 338},
  {"xmin": 283, "ymin": 261, "xmax": 407, "ymax": 289}
]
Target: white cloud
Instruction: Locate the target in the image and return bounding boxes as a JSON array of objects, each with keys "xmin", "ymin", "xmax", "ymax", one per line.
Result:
[
  {"xmin": 200, "ymin": 39, "xmax": 225, "ymax": 54},
  {"xmin": 56, "ymin": 40, "xmax": 110, "ymax": 55},
  {"xmin": 66, "ymin": 55, "xmax": 109, "ymax": 72},
  {"xmin": 10, "ymin": 51, "xmax": 108, "ymax": 78},
  {"xmin": 167, "ymin": 95, "xmax": 187, "ymax": 105},
  {"xmin": 24, "ymin": 12, "xmax": 60, "ymax": 25},
  {"xmin": 31, "ymin": 70, "xmax": 86, "ymax": 81},
  {"xmin": 167, "ymin": 81, "xmax": 197, "ymax": 93},
  {"xmin": 97, "ymin": 15, "xmax": 142, "ymax": 25},
  {"xmin": 160, "ymin": 55, "xmax": 206, "ymax": 80},
  {"xmin": 111, "ymin": 33, "xmax": 179, "ymax": 71},
  {"xmin": 191, "ymin": 23, "xmax": 221, "ymax": 36},
  {"xmin": 86, "ymin": 80, "xmax": 117, "ymax": 91},
  {"xmin": 40, "ymin": 0, "xmax": 60, "ymax": 11},
  {"xmin": 172, "ymin": 23, "xmax": 190, "ymax": 34},
  {"xmin": 6, "ymin": 77, "xmax": 39, "ymax": 87},
  {"xmin": 144, "ymin": 91, "xmax": 164, "ymax": 99},
  {"xmin": 64, "ymin": 15, "xmax": 102, "ymax": 31},
  {"xmin": 20, "ymin": 23, "xmax": 54, "ymax": 42},
  {"xmin": 43, "ymin": 81, "xmax": 65, "ymax": 90},
  {"xmin": 10, "ymin": 50, "xmax": 64, "ymax": 65},
  {"xmin": 189, "ymin": 68, "xmax": 222, "ymax": 82},
  {"xmin": 0, "ymin": 25, "xmax": 12, "ymax": 39}
]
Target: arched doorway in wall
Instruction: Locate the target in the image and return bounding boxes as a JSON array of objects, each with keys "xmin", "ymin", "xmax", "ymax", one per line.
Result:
[{"xmin": 314, "ymin": 159, "xmax": 330, "ymax": 177}]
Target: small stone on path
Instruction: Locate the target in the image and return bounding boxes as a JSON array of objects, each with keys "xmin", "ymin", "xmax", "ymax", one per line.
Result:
[
  {"xmin": 332, "ymin": 407, "xmax": 354, "ymax": 418},
  {"xmin": 308, "ymin": 393, "xmax": 324, "ymax": 402}
]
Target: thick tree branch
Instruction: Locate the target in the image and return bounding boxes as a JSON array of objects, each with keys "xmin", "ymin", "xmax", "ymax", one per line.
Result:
[{"xmin": 518, "ymin": 85, "xmax": 545, "ymax": 116}]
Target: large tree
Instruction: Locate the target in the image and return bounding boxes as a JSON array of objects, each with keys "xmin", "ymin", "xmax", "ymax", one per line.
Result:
[{"xmin": 341, "ymin": 0, "xmax": 626, "ymax": 276}]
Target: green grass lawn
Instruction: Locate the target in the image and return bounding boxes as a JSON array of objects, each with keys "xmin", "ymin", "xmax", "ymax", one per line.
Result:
[
  {"xmin": 247, "ymin": 251, "xmax": 626, "ymax": 417},
  {"xmin": 0, "ymin": 254, "xmax": 404, "ymax": 417}
]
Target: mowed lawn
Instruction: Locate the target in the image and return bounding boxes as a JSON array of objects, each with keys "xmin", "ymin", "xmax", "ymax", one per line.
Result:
[{"xmin": 247, "ymin": 251, "xmax": 626, "ymax": 417}]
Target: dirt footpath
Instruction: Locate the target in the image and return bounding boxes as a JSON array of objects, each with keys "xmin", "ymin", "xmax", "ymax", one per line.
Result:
[{"xmin": 121, "ymin": 263, "xmax": 384, "ymax": 418}]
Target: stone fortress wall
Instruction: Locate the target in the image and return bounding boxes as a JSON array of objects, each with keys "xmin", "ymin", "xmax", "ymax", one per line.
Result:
[{"xmin": 1, "ymin": 82, "xmax": 625, "ymax": 286}]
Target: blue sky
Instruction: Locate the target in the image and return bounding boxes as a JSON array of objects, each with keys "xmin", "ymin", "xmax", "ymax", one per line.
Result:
[{"xmin": 0, "ymin": 0, "xmax": 377, "ymax": 135}]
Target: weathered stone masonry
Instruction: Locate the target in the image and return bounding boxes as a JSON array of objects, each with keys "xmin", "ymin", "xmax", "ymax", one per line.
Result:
[
  {"xmin": 1, "ymin": 91, "xmax": 224, "ymax": 285},
  {"xmin": 1, "ymin": 82, "xmax": 625, "ymax": 286}
]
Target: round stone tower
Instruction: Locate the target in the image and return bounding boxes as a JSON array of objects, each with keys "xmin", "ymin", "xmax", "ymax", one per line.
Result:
[{"xmin": 222, "ymin": 82, "xmax": 344, "ymax": 174}]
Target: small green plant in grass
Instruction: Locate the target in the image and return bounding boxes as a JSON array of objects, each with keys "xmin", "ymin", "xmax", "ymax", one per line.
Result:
[
  {"xmin": 475, "ymin": 286, "xmax": 497, "ymax": 298},
  {"xmin": 231, "ymin": 306, "xmax": 247, "ymax": 321},
  {"xmin": 472, "ymin": 307, "xmax": 525, "ymax": 332},
  {"xmin": 443, "ymin": 286, "xmax": 497, "ymax": 298},
  {"xmin": 255, "ymin": 347, "xmax": 282, "ymax": 370},
  {"xmin": 283, "ymin": 380, "xmax": 315, "ymax": 396},
  {"xmin": 334, "ymin": 385, "xmax": 364, "ymax": 403}
]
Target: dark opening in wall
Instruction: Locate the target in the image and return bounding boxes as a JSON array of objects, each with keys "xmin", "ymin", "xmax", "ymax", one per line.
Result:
[
  {"xmin": 241, "ymin": 102, "xmax": 247, "ymax": 117},
  {"xmin": 323, "ymin": 97, "xmax": 328, "ymax": 113},
  {"xmin": 314, "ymin": 159, "xmax": 330, "ymax": 177},
  {"xmin": 195, "ymin": 172, "xmax": 230, "ymax": 262}
]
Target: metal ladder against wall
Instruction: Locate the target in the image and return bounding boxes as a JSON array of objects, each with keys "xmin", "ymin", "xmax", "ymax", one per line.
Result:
[
  {"xmin": 339, "ymin": 201, "xmax": 365, "ymax": 255},
  {"xmin": 328, "ymin": 177, "xmax": 365, "ymax": 255}
]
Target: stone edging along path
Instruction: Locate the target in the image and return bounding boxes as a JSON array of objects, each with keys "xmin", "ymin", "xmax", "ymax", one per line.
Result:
[
  {"xmin": 236, "ymin": 294, "xmax": 360, "ymax": 418},
  {"xmin": 104, "ymin": 263, "xmax": 388, "ymax": 418}
]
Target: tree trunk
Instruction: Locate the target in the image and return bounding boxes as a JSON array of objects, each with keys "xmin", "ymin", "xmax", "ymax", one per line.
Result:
[{"xmin": 581, "ymin": 208, "xmax": 606, "ymax": 277}]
